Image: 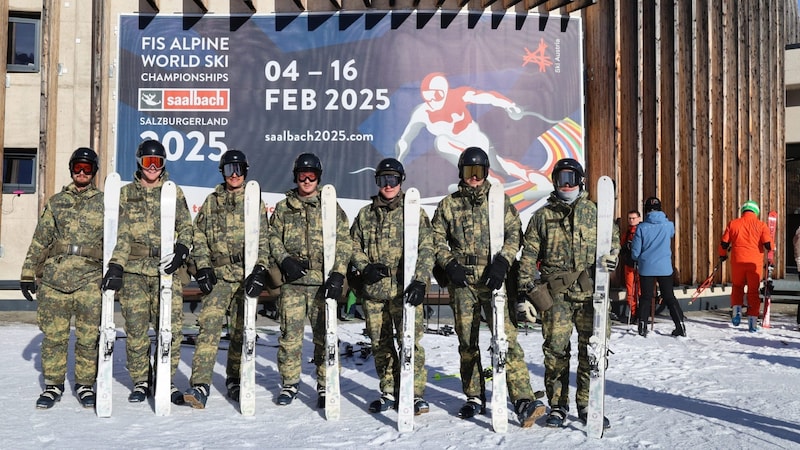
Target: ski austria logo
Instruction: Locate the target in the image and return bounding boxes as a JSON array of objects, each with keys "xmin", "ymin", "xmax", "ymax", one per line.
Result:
[{"xmin": 138, "ymin": 88, "xmax": 230, "ymax": 112}]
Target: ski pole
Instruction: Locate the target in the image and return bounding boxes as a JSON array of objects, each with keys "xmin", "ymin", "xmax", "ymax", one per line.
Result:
[{"xmin": 689, "ymin": 259, "xmax": 723, "ymax": 305}]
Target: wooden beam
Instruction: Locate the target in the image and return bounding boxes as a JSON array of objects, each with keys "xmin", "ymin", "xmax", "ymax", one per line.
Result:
[
  {"xmin": 192, "ymin": 0, "xmax": 208, "ymax": 13},
  {"xmin": 543, "ymin": 0, "xmax": 572, "ymax": 11},
  {"xmin": 330, "ymin": 0, "xmax": 342, "ymax": 9},
  {"xmin": 524, "ymin": 0, "xmax": 547, "ymax": 9},
  {"xmin": 293, "ymin": 0, "xmax": 307, "ymax": 11},
  {"xmin": 242, "ymin": 0, "xmax": 256, "ymax": 12},
  {"xmin": 482, "ymin": 0, "xmax": 499, "ymax": 7},
  {"xmin": 145, "ymin": 0, "xmax": 159, "ymax": 12},
  {"xmin": 503, "ymin": 0, "xmax": 524, "ymax": 8},
  {"xmin": 565, "ymin": 0, "xmax": 595, "ymax": 14}
]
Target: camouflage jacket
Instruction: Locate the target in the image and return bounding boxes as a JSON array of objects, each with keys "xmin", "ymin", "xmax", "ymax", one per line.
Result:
[
  {"xmin": 519, "ymin": 190, "xmax": 619, "ymax": 294},
  {"xmin": 110, "ymin": 170, "xmax": 193, "ymax": 277},
  {"xmin": 193, "ymin": 183, "xmax": 270, "ymax": 283},
  {"xmin": 431, "ymin": 181, "xmax": 521, "ymax": 285},
  {"xmin": 268, "ymin": 187, "xmax": 350, "ymax": 286},
  {"xmin": 350, "ymin": 191, "xmax": 434, "ymax": 300},
  {"xmin": 21, "ymin": 183, "xmax": 104, "ymax": 293}
]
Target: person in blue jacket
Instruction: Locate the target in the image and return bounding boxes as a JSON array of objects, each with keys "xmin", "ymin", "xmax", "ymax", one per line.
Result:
[{"xmin": 631, "ymin": 197, "xmax": 685, "ymax": 337}]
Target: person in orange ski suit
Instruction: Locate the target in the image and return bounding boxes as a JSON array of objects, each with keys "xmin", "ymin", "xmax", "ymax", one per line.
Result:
[
  {"xmin": 619, "ymin": 210, "xmax": 641, "ymax": 322},
  {"xmin": 718, "ymin": 200, "xmax": 772, "ymax": 331}
]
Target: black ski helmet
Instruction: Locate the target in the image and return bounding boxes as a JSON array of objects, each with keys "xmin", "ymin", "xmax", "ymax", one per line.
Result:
[
  {"xmin": 293, "ymin": 153, "xmax": 322, "ymax": 181},
  {"xmin": 135, "ymin": 139, "xmax": 167, "ymax": 168},
  {"xmin": 218, "ymin": 149, "xmax": 249, "ymax": 177},
  {"xmin": 375, "ymin": 158, "xmax": 405, "ymax": 181},
  {"xmin": 69, "ymin": 147, "xmax": 99, "ymax": 175},
  {"xmin": 458, "ymin": 147, "xmax": 490, "ymax": 179},
  {"xmin": 551, "ymin": 158, "xmax": 585, "ymax": 189}
]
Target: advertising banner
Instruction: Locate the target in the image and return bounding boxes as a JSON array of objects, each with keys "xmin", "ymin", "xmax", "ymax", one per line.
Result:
[{"xmin": 117, "ymin": 12, "xmax": 584, "ymax": 222}]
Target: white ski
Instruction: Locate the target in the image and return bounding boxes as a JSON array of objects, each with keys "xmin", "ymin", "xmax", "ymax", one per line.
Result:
[
  {"xmin": 239, "ymin": 180, "xmax": 261, "ymax": 416},
  {"xmin": 321, "ymin": 184, "xmax": 340, "ymax": 420},
  {"xmin": 488, "ymin": 182, "xmax": 509, "ymax": 433},
  {"xmin": 154, "ymin": 181, "xmax": 177, "ymax": 416},
  {"xmin": 96, "ymin": 172, "xmax": 121, "ymax": 418},
  {"xmin": 397, "ymin": 187, "xmax": 420, "ymax": 432},
  {"xmin": 587, "ymin": 175, "xmax": 615, "ymax": 438}
]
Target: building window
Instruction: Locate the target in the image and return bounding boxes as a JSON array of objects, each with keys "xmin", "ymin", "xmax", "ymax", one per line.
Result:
[
  {"xmin": 7, "ymin": 14, "xmax": 41, "ymax": 73},
  {"xmin": 3, "ymin": 149, "xmax": 37, "ymax": 194}
]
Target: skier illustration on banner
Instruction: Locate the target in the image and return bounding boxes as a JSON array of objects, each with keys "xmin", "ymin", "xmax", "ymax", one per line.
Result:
[{"xmin": 394, "ymin": 72, "xmax": 579, "ymax": 210}]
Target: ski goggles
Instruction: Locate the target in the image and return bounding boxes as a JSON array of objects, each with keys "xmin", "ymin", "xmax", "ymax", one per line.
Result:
[
  {"xmin": 295, "ymin": 170, "xmax": 318, "ymax": 183},
  {"xmin": 222, "ymin": 162, "xmax": 247, "ymax": 178},
  {"xmin": 553, "ymin": 169, "xmax": 581, "ymax": 188},
  {"xmin": 138, "ymin": 155, "xmax": 165, "ymax": 170},
  {"xmin": 70, "ymin": 162, "xmax": 94, "ymax": 175},
  {"xmin": 461, "ymin": 165, "xmax": 487, "ymax": 180},
  {"xmin": 376, "ymin": 174, "xmax": 402, "ymax": 188}
]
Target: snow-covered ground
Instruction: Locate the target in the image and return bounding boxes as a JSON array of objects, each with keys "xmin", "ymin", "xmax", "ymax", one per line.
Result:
[{"xmin": 1, "ymin": 307, "xmax": 798, "ymax": 449}]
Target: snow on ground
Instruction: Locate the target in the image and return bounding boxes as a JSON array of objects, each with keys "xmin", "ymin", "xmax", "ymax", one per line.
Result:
[{"xmin": 0, "ymin": 308, "xmax": 798, "ymax": 449}]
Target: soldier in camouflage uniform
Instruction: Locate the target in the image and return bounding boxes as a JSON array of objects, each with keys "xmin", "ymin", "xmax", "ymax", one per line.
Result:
[
  {"xmin": 21, "ymin": 148, "xmax": 104, "ymax": 409},
  {"xmin": 518, "ymin": 158, "xmax": 619, "ymax": 429},
  {"xmin": 101, "ymin": 139, "xmax": 193, "ymax": 405},
  {"xmin": 268, "ymin": 153, "xmax": 351, "ymax": 409},
  {"xmin": 182, "ymin": 150, "xmax": 270, "ymax": 409},
  {"xmin": 431, "ymin": 147, "xmax": 545, "ymax": 427},
  {"xmin": 350, "ymin": 158, "xmax": 433, "ymax": 415}
]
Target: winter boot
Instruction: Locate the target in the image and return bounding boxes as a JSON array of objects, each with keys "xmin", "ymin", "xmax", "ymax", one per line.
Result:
[
  {"xmin": 748, "ymin": 316, "xmax": 758, "ymax": 332},
  {"xmin": 128, "ymin": 381, "xmax": 149, "ymax": 403},
  {"xmin": 514, "ymin": 398, "xmax": 546, "ymax": 427},
  {"xmin": 637, "ymin": 320, "xmax": 648, "ymax": 338},
  {"xmin": 731, "ymin": 305, "xmax": 742, "ymax": 326},
  {"xmin": 578, "ymin": 405, "xmax": 611, "ymax": 429},
  {"xmin": 171, "ymin": 384, "xmax": 185, "ymax": 405},
  {"xmin": 276, "ymin": 383, "xmax": 298, "ymax": 406},
  {"xmin": 368, "ymin": 393, "xmax": 396, "ymax": 413},
  {"xmin": 183, "ymin": 384, "xmax": 210, "ymax": 409},
  {"xmin": 671, "ymin": 323, "xmax": 687, "ymax": 337},
  {"xmin": 414, "ymin": 397, "xmax": 430, "ymax": 415},
  {"xmin": 316, "ymin": 385, "xmax": 326, "ymax": 409},
  {"xmin": 226, "ymin": 377, "xmax": 240, "ymax": 402},
  {"xmin": 457, "ymin": 396, "xmax": 485, "ymax": 419},
  {"xmin": 545, "ymin": 405, "xmax": 568, "ymax": 428},
  {"xmin": 36, "ymin": 384, "xmax": 64, "ymax": 409},
  {"xmin": 75, "ymin": 384, "xmax": 95, "ymax": 408}
]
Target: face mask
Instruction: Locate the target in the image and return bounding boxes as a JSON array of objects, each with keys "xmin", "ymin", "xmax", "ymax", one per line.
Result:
[{"xmin": 556, "ymin": 188, "xmax": 580, "ymax": 204}]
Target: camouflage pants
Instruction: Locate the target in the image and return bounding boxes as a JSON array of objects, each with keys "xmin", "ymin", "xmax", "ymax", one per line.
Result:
[
  {"xmin": 189, "ymin": 280, "xmax": 244, "ymax": 386},
  {"xmin": 119, "ymin": 272, "xmax": 183, "ymax": 385},
  {"xmin": 540, "ymin": 291, "xmax": 606, "ymax": 409},
  {"xmin": 37, "ymin": 282, "xmax": 101, "ymax": 386},
  {"xmin": 450, "ymin": 284, "xmax": 534, "ymax": 403},
  {"xmin": 277, "ymin": 284, "xmax": 326, "ymax": 387},
  {"xmin": 362, "ymin": 295, "xmax": 427, "ymax": 398}
]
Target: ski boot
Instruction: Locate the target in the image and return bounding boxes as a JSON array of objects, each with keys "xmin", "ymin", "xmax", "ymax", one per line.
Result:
[
  {"xmin": 457, "ymin": 396, "xmax": 485, "ymax": 419},
  {"xmin": 226, "ymin": 377, "xmax": 240, "ymax": 402},
  {"xmin": 368, "ymin": 393, "xmax": 396, "ymax": 413},
  {"xmin": 671, "ymin": 323, "xmax": 687, "ymax": 337},
  {"xmin": 637, "ymin": 320, "xmax": 648, "ymax": 338},
  {"xmin": 731, "ymin": 305, "xmax": 742, "ymax": 326},
  {"xmin": 184, "ymin": 384, "xmax": 210, "ymax": 409},
  {"xmin": 748, "ymin": 316, "xmax": 758, "ymax": 332},
  {"xmin": 36, "ymin": 384, "xmax": 64, "ymax": 409},
  {"xmin": 316, "ymin": 385, "xmax": 326, "ymax": 409},
  {"xmin": 75, "ymin": 384, "xmax": 95, "ymax": 408},
  {"xmin": 171, "ymin": 384, "xmax": 185, "ymax": 405},
  {"xmin": 514, "ymin": 397, "xmax": 546, "ymax": 428},
  {"xmin": 276, "ymin": 383, "xmax": 298, "ymax": 406},
  {"xmin": 578, "ymin": 406, "xmax": 611, "ymax": 429},
  {"xmin": 414, "ymin": 397, "xmax": 430, "ymax": 415},
  {"xmin": 128, "ymin": 381, "xmax": 149, "ymax": 403},
  {"xmin": 545, "ymin": 405, "xmax": 568, "ymax": 428}
]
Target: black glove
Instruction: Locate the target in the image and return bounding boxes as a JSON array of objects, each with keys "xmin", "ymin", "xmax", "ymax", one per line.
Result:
[
  {"xmin": 245, "ymin": 264, "xmax": 267, "ymax": 297},
  {"xmin": 362, "ymin": 263, "xmax": 390, "ymax": 284},
  {"xmin": 445, "ymin": 260, "xmax": 469, "ymax": 287},
  {"xmin": 20, "ymin": 280, "xmax": 37, "ymax": 302},
  {"xmin": 195, "ymin": 267, "xmax": 217, "ymax": 295},
  {"xmin": 102, "ymin": 263, "xmax": 124, "ymax": 291},
  {"xmin": 323, "ymin": 272, "xmax": 345, "ymax": 299},
  {"xmin": 162, "ymin": 243, "xmax": 190, "ymax": 275},
  {"xmin": 719, "ymin": 255, "xmax": 728, "ymax": 263},
  {"xmin": 485, "ymin": 255, "xmax": 510, "ymax": 291},
  {"xmin": 280, "ymin": 257, "xmax": 308, "ymax": 283},
  {"xmin": 403, "ymin": 280, "xmax": 427, "ymax": 306}
]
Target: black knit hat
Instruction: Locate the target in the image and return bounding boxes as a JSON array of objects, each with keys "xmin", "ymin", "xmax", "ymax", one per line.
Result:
[{"xmin": 644, "ymin": 197, "xmax": 662, "ymax": 213}]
